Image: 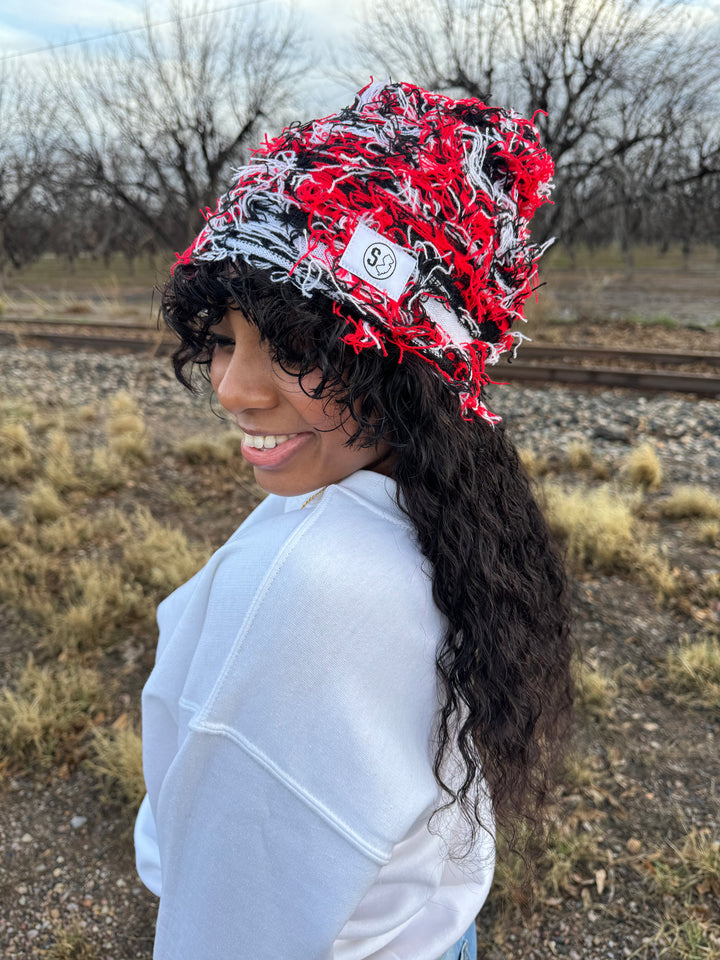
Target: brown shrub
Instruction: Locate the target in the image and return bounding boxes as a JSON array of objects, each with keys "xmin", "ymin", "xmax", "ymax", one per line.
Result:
[
  {"xmin": 660, "ymin": 486, "xmax": 720, "ymax": 520},
  {"xmin": 0, "ymin": 422, "xmax": 34, "ymax": 482},
  {"xmin": 625, "ymin": 443, "xmax": 663, "ymax": 490},
  {"xmin": 0, "ymin": 657, "xmax": 106, "ymax": 767},
  {"xmin": 542, "ymin": 482, "xmax": 674, "ymax": 597}
]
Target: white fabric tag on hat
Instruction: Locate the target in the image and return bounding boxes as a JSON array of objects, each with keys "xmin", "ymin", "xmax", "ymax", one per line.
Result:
[{"xmin": 339, "ymin": 223, "xmax": 417, "ymax": 302}]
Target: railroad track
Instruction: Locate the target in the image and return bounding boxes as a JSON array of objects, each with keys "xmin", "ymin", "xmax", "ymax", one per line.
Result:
[{"xmin": 1, "ymin": 320, "xmax": 719, "ymax": 398}]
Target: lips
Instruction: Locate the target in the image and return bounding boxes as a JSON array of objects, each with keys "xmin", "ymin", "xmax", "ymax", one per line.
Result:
[{"xmin": 239, "ymin": 431, "xmax": 313, "ymax": 469}]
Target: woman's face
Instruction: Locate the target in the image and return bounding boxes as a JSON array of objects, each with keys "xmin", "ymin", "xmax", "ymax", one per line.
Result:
[{"xmin": 209, "ymin": 308, "xmax": 393, "ymax": 497}]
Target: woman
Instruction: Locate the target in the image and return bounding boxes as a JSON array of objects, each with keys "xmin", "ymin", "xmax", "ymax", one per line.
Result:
[{"xmin": 135, "ymin": 80, "xmax": 573, "ymax": 960}]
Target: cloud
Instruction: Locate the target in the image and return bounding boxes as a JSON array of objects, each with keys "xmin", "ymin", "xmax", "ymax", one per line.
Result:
[
  {"xmin": 293, "ymin": 0, "xmax": 357, "ymax": 38},
  {"xmin": 11, "ymin": 0, "xmax": 144, "ymax": 30},
  {"xmin": 0, "ymin": 22, "xmax": 42, "ymax": 54},
  {"xmin": 0, "ymin": 0, "xmax": 146, "ymax": 53}
]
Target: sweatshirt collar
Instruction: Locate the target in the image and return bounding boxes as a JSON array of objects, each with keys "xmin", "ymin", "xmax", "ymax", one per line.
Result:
[{"xmin": 283, "ymin": 470, "xmax": 398, "ymax": 515}]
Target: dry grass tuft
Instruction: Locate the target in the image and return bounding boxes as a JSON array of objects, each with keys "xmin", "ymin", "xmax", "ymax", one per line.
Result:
[
  {"xmin": 646, "ymin": 829, "xmax": 720, "ymax": 960},
  {"xmin": 45, "ymin": 918, "xmax": 98, "ymax": 960},
  {"xmin": 62, "ymin": 299, "xmax": 95, "ymax": 316},
  {"xmin": 220, "ymin": 432, "xmax": 245, "ymax": 457},
  {"xmin": 625, "ymin": 442, "xmax": 663, "ymax": 490},
  {"xmin": 1, "ymin": 397, "xmax": 39, "ymax": 424},
  {"xmin": 700, "ymin": 572, "xmax": 720, "ymax": 602},
  {"xmin": 108, "ymin": 390, "xmax": 141, "ymax": 418},
  {"xmin": 694, "ymin": 520, "xmax": 720, "ymax": 546},
  {"xmin": 176, "ymin": 431, "xmax": 249, "ymax": 467},
  {"xmin": 169, "ymin": 486, "xmax": 197, "ymax": 509},
  {"xmin": 0, "ymin": 514, "xmax": 16, "ymax": 548},
  {"xmin": 0, "ymin": 422, "xmax": 35, "ymax": 481},
  {"xmin": 561, "ymin": 753, "xmax": 610, "ymax": 806},
  {"xmin": 660, "ymin": 486, "xmax": 720, "ymax": 520},
  {"xmin": 123, "ymin": 507, "xmax": 208, "ymax": 595},
  {"xmin": 491, "ymin": 813, "xmax": 602, "ymax": 920},
  {"xmin": 109, "ymin": 429, "xmax": 150, "ymax": 465},
  {"xmin": 542, "ymin": 826, "xmax": 602, "ymax": 898},
  {"xmin": 650, "ymin": 916, "xmax": 720, "ymax": 960},
  {"xmin": 566, "ymin": 441, "xmax": 594, "ymax": 471},
  {"xmin": 109, "ymin": 412, "xmax": 145, "ymax": 437},
  {"xmin": 1, "ymin": 497, "xmax": 201, "ymax": 662},
  {"xmin": 86, "ymin": 447, "xmax": 130, "ymax": 492},
  {"xmin": 574, "ymin": 661, "xmax": 618, "ymax": 717},
  {"xmin": 562, "ymin": 752, "xmax": 595, "ymax": 788},
  {"xmin": 106, "ymin": 391, "xmax": 150, "ymax": 464},
  {"xmin": 518, "ymin": 447, "xmax": 549, "ymax": 478},
  {"xmin": 34, "ymin": 515, "xmax": 82, "ymax": 553},
  {"xmin": 51, "ymin": 558, "xmax": 150, "ymax": 655},
  {"xmin": 24, "ymin": 480, "xmax": 67, "ymax": 523},
  {"xmin": 79, "ymin": 404, "xmax": 97, "ymax": 422},
  {"xmin": 177, "ymin": 434, "xmax": 233, "ymax": 464},
  {"xmin": 0, "ymin": 657, "xmax": 106, "ymax": 766},
  {"xmin": 0, "ymin": 540, "xmax": 56, "ymax": 623},
  {"xmin": 666, "ymin": 635, "xmax": 720, "ymax": 707},
  {"xmin": 81, "ymin": 506, "xmax": 134, "ymax": 544},
  {"xmin": 665, "ymin": 829, "xmax": 720, "ymax": 894},
  {"xmin": 44, "ymin": 428, "xmax": 80, "ymax": 492},
  {"xmin": 590, "ymin": 460, "xmax": 611, "ymax": 482},
  {"xmin": 543, "ymin": 483, "xmax": 632, "ymax": 569},
  {"xmin": 542, "ymin": 482, "xmax": 674, "ymax": 597},
  {"xmin": 90, "ymin": 721, "xmax": 145, "ymax": 810}
]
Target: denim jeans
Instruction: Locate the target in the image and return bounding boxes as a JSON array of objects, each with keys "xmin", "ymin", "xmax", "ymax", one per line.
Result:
[{"xmin": 436, "ymin": 921, "xmax": 476, "ymax": 960}]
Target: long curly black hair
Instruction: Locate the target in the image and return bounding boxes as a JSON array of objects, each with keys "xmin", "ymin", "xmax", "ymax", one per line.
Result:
[{"xmin": 162, "ymin": 259, "xmax": 574, "ymax": 848}]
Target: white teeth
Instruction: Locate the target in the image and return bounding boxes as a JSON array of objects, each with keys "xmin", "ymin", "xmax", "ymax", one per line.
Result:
[{"xmin": 242, "ymin": 432, "xmax": 293, "ymax": 450}]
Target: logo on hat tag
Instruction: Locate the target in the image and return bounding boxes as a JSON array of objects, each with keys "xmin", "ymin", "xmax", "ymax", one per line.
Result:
[
  {"xmin": 363, "ymin": 242, "xmax": 397, "ymax": 280},
  {"xmin": 339, "ymin": 223, "xmax": 416, "ymax": 302}
]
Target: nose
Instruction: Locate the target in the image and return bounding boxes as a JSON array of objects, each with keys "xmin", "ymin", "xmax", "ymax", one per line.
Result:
[{"xmin": 210, "ymin": 328, "xmax": 278, "ymax": 415}]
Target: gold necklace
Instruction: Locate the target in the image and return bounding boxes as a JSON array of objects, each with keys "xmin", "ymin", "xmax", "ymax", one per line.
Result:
[{"xmin": 301, "ymin": 486, "xmax": 327, "ymax": 509}]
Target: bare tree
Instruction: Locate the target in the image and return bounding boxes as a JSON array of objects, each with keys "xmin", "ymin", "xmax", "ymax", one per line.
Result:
[
  {"xmin": 552, "ymin": 11, "xmax": 720, "ymax": 256},
  {"xmin": 350, "ymin": 0, "xmax": 720, "ymax": 250},
  {"xmin": 0, "ymin": 62, "xmax": 61, "ymax": 282},
  {"xmin": 53, "ymin": 0, "xmax": 308, "ymax": 254}
]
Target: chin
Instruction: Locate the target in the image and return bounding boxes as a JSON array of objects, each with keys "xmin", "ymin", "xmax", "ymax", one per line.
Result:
[{"xmin": 251, "ymin": 468, "xmax": 321, "ymax": 498}]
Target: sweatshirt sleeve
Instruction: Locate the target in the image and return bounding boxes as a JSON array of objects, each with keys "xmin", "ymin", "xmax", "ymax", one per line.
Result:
[
  {"xmin": 152, "ymin": 729, "xmax": 389, "ymax": 959},
  {"xmin": 148, "ymin": 490, "xmax": 446, "ymax": 959}
]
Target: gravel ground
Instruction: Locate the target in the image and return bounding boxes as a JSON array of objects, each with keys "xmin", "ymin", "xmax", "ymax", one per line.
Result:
[
  {"xmin": 494, "ymin": 384, "xmax": 720, "ymax": 486},
  {"xmin": 3, "ymin": 344, "xmax": 719, "ymax": 485},
  {"xmin": 1, "ymin": 343, "xmax": 719, "ymax": 959},
  {"xmin": 1, "ymin": 772, "xmax": 156, "ymax": 959}
]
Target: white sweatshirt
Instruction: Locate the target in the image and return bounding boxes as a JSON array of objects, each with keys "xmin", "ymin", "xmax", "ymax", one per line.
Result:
[{"xmin": 135, "ymin": 469, "xmax": 494, "ymax": 960}]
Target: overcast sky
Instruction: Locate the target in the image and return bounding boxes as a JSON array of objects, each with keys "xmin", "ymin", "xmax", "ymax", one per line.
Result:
[
  {"xmin": 0, "ymin": 0, "xmax": 367, "ymax": 113},
  {"xmin": 4, "ymin": 0, "xmax": 720, "ymax": 51},
  {"xmin": 2, "ymin": 0, "xmax": 718, "ymax": 110},
  {"xmin": 0, "ymin": 0, "xmax": 357, "ymax": 50}
]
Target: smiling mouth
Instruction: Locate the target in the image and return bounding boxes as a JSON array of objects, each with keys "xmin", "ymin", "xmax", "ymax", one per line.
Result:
[
  {"xmin": 237, "ymin": 430, "xmax": 314, "ymax": 469},
  {"xmin": 239, "ymin": 431, "xmax": 300, "ymax": 450}
]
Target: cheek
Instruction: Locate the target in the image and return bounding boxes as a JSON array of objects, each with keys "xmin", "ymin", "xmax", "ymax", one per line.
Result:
[
  {"xmin": 284, "ymin": 380, "xmax": 343, "ymax": 432},
  {"xmin": 208, "ymin": 353, "xmax": 224, "ymax": 392}
]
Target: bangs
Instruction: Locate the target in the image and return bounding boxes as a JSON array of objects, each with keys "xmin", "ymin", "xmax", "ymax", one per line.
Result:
[
  {"xmin": 162, "ymin": 259, "xmax": 351, "ymax": 387},
  {"xmin": 160, "ymin": 258, "xmax": 409, "ymax": 447}
]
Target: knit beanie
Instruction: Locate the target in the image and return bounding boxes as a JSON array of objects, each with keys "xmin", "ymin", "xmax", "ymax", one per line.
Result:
[{"xmin": 176, "ymin": 79, "xmax": 554, "ymax": 423}]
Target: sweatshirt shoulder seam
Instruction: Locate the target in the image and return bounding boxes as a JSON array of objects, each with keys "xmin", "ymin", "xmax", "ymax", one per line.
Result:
[
  {"xmin": 197, "ymin": 504, "xmax": 325, "ymax": 715},
  {"xmin": 332, "ymin": 484, "xmax": 412, "ymax": 529},
  {"xmin": 187, "ymin": 719, "xmax": 392, "ymax": 865}
]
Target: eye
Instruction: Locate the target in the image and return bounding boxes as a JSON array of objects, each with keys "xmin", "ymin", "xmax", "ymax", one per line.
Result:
[
  {"xmin": 207, "ymin": 333, "xmax": 235, "ymax": 351},
  {"xmin": 273, "ymin": 353, "xmax": 303, "ymax": 375}
]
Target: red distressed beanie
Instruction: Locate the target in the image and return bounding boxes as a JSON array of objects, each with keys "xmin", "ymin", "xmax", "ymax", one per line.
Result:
[{"xmin": 176, "ymin": 79, "xmax": 554, "ymax": 423}]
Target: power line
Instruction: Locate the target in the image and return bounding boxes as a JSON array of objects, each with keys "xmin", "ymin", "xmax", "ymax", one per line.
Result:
[{"xmin": 0, "ymin": 0, "xmax": 267, "ymax": 63}]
